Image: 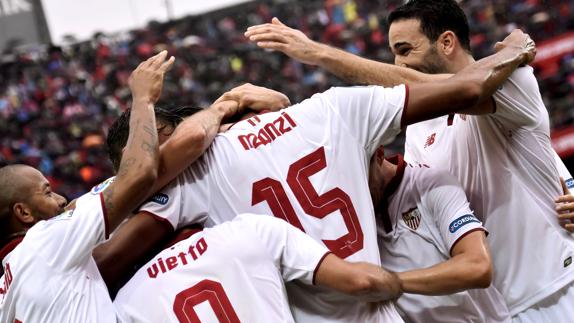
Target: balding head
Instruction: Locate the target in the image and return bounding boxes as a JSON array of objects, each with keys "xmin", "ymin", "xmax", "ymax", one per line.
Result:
[{"xmin": 0, "ymin": 165, "xmax": 67, "ymax": 239}]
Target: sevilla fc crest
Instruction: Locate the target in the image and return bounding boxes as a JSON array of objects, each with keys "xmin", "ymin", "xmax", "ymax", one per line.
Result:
[{"xmin": 402, "ymin": 208, "xmax": 421, "ymax": 230}]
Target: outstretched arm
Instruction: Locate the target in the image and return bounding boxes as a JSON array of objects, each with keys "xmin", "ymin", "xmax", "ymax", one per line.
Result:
[
  {"xmin": 245, "ymin": 18, "xmax": 448, "ymax": 86},
  {"xmin": 102, "ymin": 51, "xmax": 173, "ymax": 232},
  {"xmin": 315, "ymin": 254, "xmax": 403, "ymax": 302},
  {"xmin": 397, "ymin": 231, "xmax": 492, "ymax": 295}
]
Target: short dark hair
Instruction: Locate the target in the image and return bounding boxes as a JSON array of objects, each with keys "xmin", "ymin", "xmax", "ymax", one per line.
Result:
[
  {"xmin": 106, "ymin": 106, "xmax": 202, "ymax": 172},
  {"xmin": 388, "ymin": 0, "xmax": 471, "ymax": 52}
]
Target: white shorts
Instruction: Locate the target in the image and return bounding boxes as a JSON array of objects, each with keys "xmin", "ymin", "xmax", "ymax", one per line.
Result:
[{"xmin": 512, "ymin": 281, "xmax": 574, "ymax": 323}]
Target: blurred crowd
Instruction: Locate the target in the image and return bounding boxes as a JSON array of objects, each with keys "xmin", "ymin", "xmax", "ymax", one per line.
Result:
[{"xmin": 0, "ymin": 0, "xmax": 573, "ymax": 199}]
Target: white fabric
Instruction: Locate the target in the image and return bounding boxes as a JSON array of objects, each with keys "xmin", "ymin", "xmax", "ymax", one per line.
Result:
[
  {"xmin": 114, "ymin": 214, "xmax": 329, "ymax": 323},
  {"xmin": 139, "ymin": 85, "xmax": 408, "ymax": 323},
  {"xmin": 379, "ymin": 161, "xmax": 510, "ymax": 323},
  {"xmin": 0, "ymin": 190, "xmax": 114, "ymax": 323},
  {"xmin": 512, "ymin": 281, "xmax": 574, "ymax": 323},
  {"xmin": 403, "ymin": 66, "xmax": 574, "ymax": 315}
]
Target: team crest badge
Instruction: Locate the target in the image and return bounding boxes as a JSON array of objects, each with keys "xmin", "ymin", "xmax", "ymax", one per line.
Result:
[{"xmin": 402, "ymin": 208, "xmax": 421, "ymax": 230}]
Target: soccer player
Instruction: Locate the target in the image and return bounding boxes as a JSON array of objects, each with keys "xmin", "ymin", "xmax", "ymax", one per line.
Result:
[
  {"xmin": 114, "ymin": 214, "xmax": 402, "ymax": 323},
  {"xmin": 245, "ymin": 1, "xmax": 574, "ymax": 320},
  {"xmin": 369, "ymin": 147, "xmax": 510, "ymax": 322},
  {"xmin": 0, "ymin": 50, "xmax": 173, "ymax": 322},
  {"xmin": 102, "ymin": 31, "xmax": 534, "ymax": 323}
]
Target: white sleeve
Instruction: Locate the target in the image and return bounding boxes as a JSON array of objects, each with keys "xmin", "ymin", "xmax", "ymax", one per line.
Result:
[
  {"xmin": 32, "ymin": 192, "xmax": 108, "ymax": 271},
  {"xmin": 314, "ymin": 85, "xmax": 407, "ymax": 156},
  {"xmin": 554, "ymin": 150, "xmax": 574, "ymax": 194},
  {"xmin": 491, "ymin": 66, "xmax": 547, "ymax": 129},
  {"xmin": 139, "ymin": 168, "xmax": 209, "ymax": 230},
  {"xmin": 419, "ymin": 170, "xmax": 485, "ymax": 255},
  {"xmin": 238, "ymin": 214, "xmax": 330, "ymax": 285}
]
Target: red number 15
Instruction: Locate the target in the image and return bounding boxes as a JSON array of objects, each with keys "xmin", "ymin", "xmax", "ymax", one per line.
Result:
[{"xmin": 252, "ymin": 147, "xmax": 364, "ymax": 258}]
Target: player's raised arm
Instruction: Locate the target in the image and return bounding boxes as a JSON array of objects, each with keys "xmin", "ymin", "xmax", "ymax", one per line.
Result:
[
  {"xmin": 403, "ymin": 29, "xmax": 535, "ymax": 126},
  {"xmin": 102, "ymin": 51, "xmax": 173, "ymax": 232},
  {"xmin": 245, "ymin": 18, "xmax": 448, "ymax": 86}
]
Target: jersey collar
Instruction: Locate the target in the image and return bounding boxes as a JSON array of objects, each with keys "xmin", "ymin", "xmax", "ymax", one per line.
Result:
[
  {"xmin": 383, "ymin": 154, "xmax": 407, "ymax": 199},
  {"xmin": 0, "ymin": 234, "xmax": 25, "ymax": 265}
]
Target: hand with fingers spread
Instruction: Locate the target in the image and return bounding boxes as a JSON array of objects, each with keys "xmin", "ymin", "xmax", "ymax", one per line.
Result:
[
  {"xmin": 215, "ymin": 83, "xmax": 291, "ymax": 114},
  {"xmin": 555, "ymin": 177, "xmax": 574, "ymax": 232},
  {"xmin": 493, "ymin": 29, "xmax": 537, "ymax": 65},
  {"xmin": 129, "ymin": 50, "xmax": 176, "ymax": 104},
  {"xmin": 245, "ymin": 17, "xmax": 324, "ymax": 65}
]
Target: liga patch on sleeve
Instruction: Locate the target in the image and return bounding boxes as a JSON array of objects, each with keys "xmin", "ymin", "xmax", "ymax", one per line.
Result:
[{"xmin": 449, "ymin": 214, "xmax": 480, "ymax": 233}]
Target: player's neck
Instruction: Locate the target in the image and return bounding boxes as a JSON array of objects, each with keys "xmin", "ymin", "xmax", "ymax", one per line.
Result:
[
  {"xmin": 448, "ymin": 52, "xmax": 476, "ymax": 73},
  {"xmin": 381, "ymin": 161, "xmax": 398, "ymax": 192}
]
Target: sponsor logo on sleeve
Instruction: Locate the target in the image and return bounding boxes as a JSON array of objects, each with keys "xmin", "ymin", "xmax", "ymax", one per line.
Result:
[
  {"xmin": 402, "ymin": 208, "xmax": 421, "ymax": 230},
  {"xmin": 565, "ymin": 256, "xmax": 572, "ymax": 268},
  {"xmin": 449, "ymin": 214, "xmax": 480, "ymax": 233},
  {"xmin": 91, "ymin": 177, "xmax": 115, "ymax": 195},
  {"xmin": 566, "ymin": 178, "xmax": 574, "ymax": 189},
  {"xmin": 148, "ymin": 193, "xmax": 169, "ymax": 205}
]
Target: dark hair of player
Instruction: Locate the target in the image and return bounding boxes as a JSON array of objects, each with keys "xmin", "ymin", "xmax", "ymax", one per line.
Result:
[
  {"xmin": 388, "ymin": 0, "xmax": 472, "ymax": 53},
  {"xmin": 106, "ymin": 105, "xmax": 202, "ymax": 172}
]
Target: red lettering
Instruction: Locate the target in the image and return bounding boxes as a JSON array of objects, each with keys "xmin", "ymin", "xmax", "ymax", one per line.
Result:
[
  {"xmin": 275, "ymin": 116, "xmax": 291, "ymax": 134},
  {"xmin": 147, "ymin": 264, "xmax": 159, "ymax": 279},
  {"xmin": 178, "ymin": 252, "xmax": 188, "ymax": 265},
  {"xmin": 282, "ymin": 112, "xmax": 296, "ymax": 127},
  {"xmin": 189, "ymin": 245, "xmax": 198, "ymax": 260},
  {"xmin": 158, "ymin": 258, "xmax": 167, "ymax": 273},
  {"xmin": 166, "ymin": 256, "xmax": 178, "ymax": 270},
  {"xmin": 196, "ymin": 238, "xmax": 208, "ymax": 255},
  {"xmin": 238, "ymin": 135, "xmax": 251, "ymax": 150},
  {"xmin": 263, "ymin": 123, "xmax": 280, "ymax": 139}
]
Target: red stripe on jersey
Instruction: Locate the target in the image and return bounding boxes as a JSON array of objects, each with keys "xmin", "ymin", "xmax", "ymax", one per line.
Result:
[
  {"xmin": 449, "ymin": 228, "xmax": 487, "ymax": 256},
  {"xmin": 312, "ymin": 252, "xmax": 333, "ymax": 285},
  {"xmin": 400, "ymin": 84, "xmax": 410, "ymax": 129},
  {"xmin": 99, "ymin": 193, "xmax": 110, "ymax": 239}
]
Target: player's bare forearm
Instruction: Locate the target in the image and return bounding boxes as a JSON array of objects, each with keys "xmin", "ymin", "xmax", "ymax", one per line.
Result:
[
  {"xmin": 153, "ymin": 100, "xmax": 238, "ymax": 191},
  {"xmin": 315, "ymin": 43, "xmax": 445, "ymax": 86},
  {"xmin": 245, "ymin": 18, "xmax": 444, "ymax": 86},
  {"xmin": 94, "ymin": 212, "xmax": 172, "ymax": 292},
  {"xmin": 315, "ymin": 254, "xmax": 402, "ymax": 301},
  {"xmin": 103, "ymin": 51, "xmax": 173, "ymax": 231},
  {"xmin": 397, "ymin": 231, "xmax": 492, "ymax": 295}
]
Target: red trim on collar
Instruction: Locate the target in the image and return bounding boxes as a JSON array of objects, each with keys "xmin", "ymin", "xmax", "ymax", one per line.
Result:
[
  {"xmin": 447, "ymin": 113, "xmax": 455, "ymax": 126},
  {"xmin": 164, "ymin": 225, "xmax": 204, "ymax": 249},
  {"xmin": 383, "ymin": 154, "xmax": 407, "ymax": 199},
  {"xmin": 0, "ymin": 235, "xmax": 24, "ymax": 263}
]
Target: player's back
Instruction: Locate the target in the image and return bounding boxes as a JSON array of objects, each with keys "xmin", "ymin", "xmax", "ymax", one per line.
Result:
[
  {"xmin": 114, "ymin": 214, "xmax": 328, "ymax": 323},
  {"xmin": 404, "ymin": 66, "xmax": 574, "ymax": 314},
  {"xmin": 151, "ymin": 86, "xmax": 407, "ymax": 322}
]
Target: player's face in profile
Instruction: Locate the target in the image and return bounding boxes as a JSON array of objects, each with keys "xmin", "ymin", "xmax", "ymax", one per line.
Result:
[
  {"xmin": 21, "ymin": 167, "xmax": 67, "ymax": 221},
  {"xmin": 389, "ymin": 18, "xmax": 448, "ymax": 74}
]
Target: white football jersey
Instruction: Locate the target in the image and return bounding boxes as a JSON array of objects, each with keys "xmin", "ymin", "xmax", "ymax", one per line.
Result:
[
  {"xmin": 140, "ymin": 85, "xmax": 408, "ymax": 322},
  {"xmin": 114, "ymin": 214, "xmax": 330, "ymax": 323},
  {"xmin": 403, "ymin": 66, "xmax": 574, "ymax": 315},
  {"xmin": 378, "ymin": 155, "xmax": 510, "ymax": 323},
  {"xmin": 0, "ymin": 186, "xmax": 114, "ymax": 323}
]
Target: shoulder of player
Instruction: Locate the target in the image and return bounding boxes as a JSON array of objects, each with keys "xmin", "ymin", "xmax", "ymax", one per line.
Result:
[{"xmin": 408, "ymin": 165, "xmax": 461, "ymax": 192}]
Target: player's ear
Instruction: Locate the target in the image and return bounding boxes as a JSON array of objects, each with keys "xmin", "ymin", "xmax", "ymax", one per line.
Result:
[
  {"xmin": 13, "ymin": 202, "xmax": 36, "ymax": 225},
  {"xmin": 438, "ymin": 30, "xmax": 456, "ymax": 56}
]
